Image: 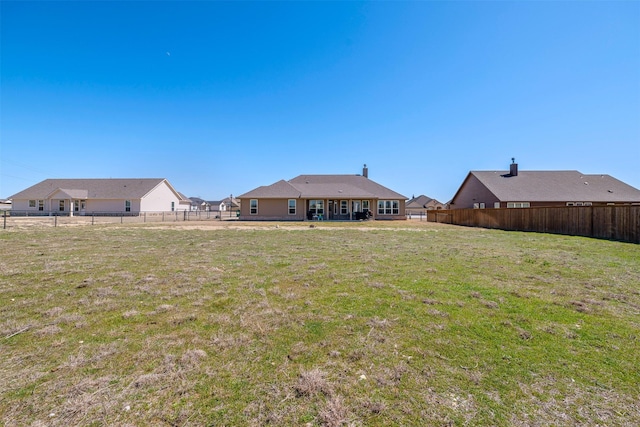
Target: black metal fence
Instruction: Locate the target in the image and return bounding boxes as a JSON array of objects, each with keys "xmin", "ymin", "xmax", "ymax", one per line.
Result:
[{"xmin": 1, "ymin": 210, "xmax": 239, "ymax": 229}]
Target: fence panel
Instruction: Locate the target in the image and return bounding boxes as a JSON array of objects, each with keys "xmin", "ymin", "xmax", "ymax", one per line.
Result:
[
  {"xmin": 428, "ymin": 206, "xmax": 639, "ymax": 244},
  {"xmin": 1, "ymin": 210, "xmax": 235, "ymax": 230}
]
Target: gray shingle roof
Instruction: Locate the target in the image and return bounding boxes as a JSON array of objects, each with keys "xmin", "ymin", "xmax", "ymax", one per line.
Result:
[
  {"xmin": 10, "ymin": 178, "xmax": 181, "ymax": 200},
  {"xmin": 238, "ymin": 175, "xmax": 406, "ymax": 200},
  {"xmin": 469, "ymin": 170, "xmax": 640, "ymax": 202}
]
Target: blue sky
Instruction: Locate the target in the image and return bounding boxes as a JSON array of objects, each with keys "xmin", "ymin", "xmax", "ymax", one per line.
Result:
[{"xmin": 2, "ymin": 1, "xmax": 639, "ymax": 202}]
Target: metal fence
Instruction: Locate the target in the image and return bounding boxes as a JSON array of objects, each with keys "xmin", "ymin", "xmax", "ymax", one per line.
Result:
[
  {"xmin": 1, "ymin": 210, "xmax": 239, "ymax": 229},
  {"xmin": 427, "ymin": 206, "xmax": 640, "ymax": 244}
]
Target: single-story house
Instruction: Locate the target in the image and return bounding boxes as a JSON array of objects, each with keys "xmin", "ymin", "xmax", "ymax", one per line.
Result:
[
  {"xmin": 406, "ymin": 195, "xmax": 445, "ymax": 216},
  {"xmin": 449, "ymin": 162, "xmax": 640, "ymax": 209},
  {"xmin": 191, "ymin": 196, "xmax": 239, "ymax": 215},
  {"xmin": 9, "ymin": 178, "xmax": 189, "ymax": 216},
  {"xmin": 187, "ymin": 197, "xmax": 214, "ymax": 211},
  {"xmin": 237, "ymin": 165, "xmax": 407, "ymax": 221}
]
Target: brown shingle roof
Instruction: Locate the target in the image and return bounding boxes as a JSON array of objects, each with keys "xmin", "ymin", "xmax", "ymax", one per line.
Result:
[
  {"xmin": 469, "ymin": 170, "xmax": 640, "ymax": 202},
  {"xmin": 238, "ymin": 180, "xmax": 302, "ymax": 199},
  {"xmin": 238, "ymin": 175, "xmax": 407, "ymax": 200},
  {"xmin": 406, "ymin": 195, "xmax": 435, "ymax": 208},
  {"xmin": 10, "ymin": 178, "xmax": 182, "ymax": 200}
]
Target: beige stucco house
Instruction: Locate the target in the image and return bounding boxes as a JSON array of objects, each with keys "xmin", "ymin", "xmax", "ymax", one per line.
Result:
[
  {"xmin": 449, "ymin": 162, "xmax": 640, "ymax": 209},
  {"xmin": 237, "ymin": 166, "xmax": 407, "ymax": 221},
  {"xmin": 9, "ymin": 178, "xmax": 189, "ymax": 215}
]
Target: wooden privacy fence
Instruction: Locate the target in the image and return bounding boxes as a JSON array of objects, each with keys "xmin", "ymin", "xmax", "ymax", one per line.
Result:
[{"xmin": 428, "ymin": 206, "xmax": 640, "ymax": 244}]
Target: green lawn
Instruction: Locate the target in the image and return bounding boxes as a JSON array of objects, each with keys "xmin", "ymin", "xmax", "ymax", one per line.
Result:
[{"xmin": 1, "ymin": 222, "xmax": 639, "ymax": 426}]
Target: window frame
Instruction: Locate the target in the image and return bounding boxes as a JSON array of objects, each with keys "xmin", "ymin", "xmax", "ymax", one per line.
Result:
[
  {"xmin": 377, "ymin": 200, "xmax": 400, "ymax": 215},
  {"xmin": 288, "ymin": 199, "xmax": 296, "ymax": 215},
  {"xmin": 309, "ymin": 200, "xmax": 324, "ymax": 215},
  {"xmin": 250, "ymin": 199, "xmax": 258, "ymax": 215},
  {"xmin": 340, "ymin": 200, "xmax": 348, "ymax": 215},
  {"xmin": 507, "ymin": 202, "xmax": 530, "ymax": 208}
]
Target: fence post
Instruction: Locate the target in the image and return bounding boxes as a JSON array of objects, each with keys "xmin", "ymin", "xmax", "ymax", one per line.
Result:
[
  {"xmin": 92, "ymin": 213, "xmax": 95, "ymax": 225},
  {"xmin": 121, "ymin": 212, "xmax": 123, "ymax": 224},
  {"xmin": 3, "ymin": 210, "xmax": 6, "ymax": 229},
  {"xmin": 55, "ymin": 215, "xmax": 57, "ymax": 227},
  {"xmin": 144, "ymin": 212, "xmax": 146, "ymax": 223}
]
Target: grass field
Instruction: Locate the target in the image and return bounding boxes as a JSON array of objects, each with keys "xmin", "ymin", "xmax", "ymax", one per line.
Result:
[{"xmin": 1, "ymin": 221, "xmax": 639, "ymax": 426}]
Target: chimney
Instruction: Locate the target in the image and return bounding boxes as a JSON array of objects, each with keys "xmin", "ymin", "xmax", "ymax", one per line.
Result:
[
  {"xmin": 509, "ymin": 158, "xmax": 518, "ymax": 176},
  {"xmin": 363, "ymin": 164, "xmax": 368, "ymax": 178}
]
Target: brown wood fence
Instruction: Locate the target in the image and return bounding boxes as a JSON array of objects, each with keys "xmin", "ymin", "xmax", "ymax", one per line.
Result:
[{"xmin": 427, "ymin": 206, "xmax": 640, "ymax": 244}]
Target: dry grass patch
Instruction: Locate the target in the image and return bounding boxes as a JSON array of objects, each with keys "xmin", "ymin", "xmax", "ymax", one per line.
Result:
[{"xmin": 1, "ymin": 223, "xmax": 639, "ymax": 425}]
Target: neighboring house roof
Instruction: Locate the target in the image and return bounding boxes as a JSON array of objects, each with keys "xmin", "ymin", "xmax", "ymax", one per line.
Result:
[
  {"xmin": 454, "ymin": 170, "xmax": 640, "ymax": 203},
  {"xmin": 406, "ymin": 195, "xmax": 439, "ymax": 208},
  {"xmin": 239, "ymin": 175, "xmax": 407, "ymax": 200},
  {"xmin": 9, "ymin": 178, "xmax": 185, "ymax": 200}
]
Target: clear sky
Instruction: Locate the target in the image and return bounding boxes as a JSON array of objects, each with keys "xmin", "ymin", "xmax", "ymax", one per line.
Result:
[{"xmin": 2, "ymin": 1, "xmax": 639, "ymax": 202}]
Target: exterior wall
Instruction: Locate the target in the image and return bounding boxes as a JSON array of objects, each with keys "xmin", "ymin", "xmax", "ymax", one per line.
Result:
[
  {"xmin": 239, "ymin": 198, "xmax": 306, "ymax": 221},
  {"xmin": 375, "ymin": 199, "xmax": 406, "ymax": 220},
  {"xmin": 11, "ymin": 198, "xmax": 64, "ymax": 214},
  {"xmin": 87, "ymin": 199, "xmax": 141, "ymax": 213},
  {"xmin": 450, "ymin": 175, "xmax": 499, "ymax": 209},
  {"xmin": 239, "ymin": 198, "xmax": 407, "ymax": 221},
  {"xmin": 11, "ymin": 200, "xmax": 34, "ymax": 212},
  {"xmin": 9, "ymin": 198, "xmax": 141, "ymax": 214},
  {"xmin": 140, "ymin": 181, "xmax": 184, "ymax": 212},
  {"xmin": 497, "ymin": 201, "xmax": 638, "ymax": 208}
]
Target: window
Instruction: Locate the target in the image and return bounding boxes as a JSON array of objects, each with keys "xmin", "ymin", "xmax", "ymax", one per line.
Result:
[
  {"xmin": 38, "ymin": 200, "xmax": 44, "ymax": 211},
  {"xmin": 377, "ymin": 200, "xmax": 399, "ymax": 215},
  {"xmin": 171, "ymin": 201, "xmax": 175, "ymax": 212},
  {"xmin": 494, "ymin": 202, "xmax": 501, "ymax": 208},
  {"xmin": 507, "ymin": 202, "xmax": 530, "ymax": 208},
  {"xmin": 125, "ymin": 200, "xmax": 131, "ymax": 212},
  {"xmin": 29, "ymin": 200, "xmax": 36, "ymax": 208},
  {"xmin": 59, "ymin": 200, "xmax": 65, "ymax": 211},
  {"xmin": 250, "ymin": 199, "xmax": 258, "ymax": 215},
  {"xmin": 288, "ymin": 199, "xmax": 296, "ymax": 215},
  {"xmin": 340, "ymin": 200, "xmax": 348, "ymax": 215},
  {"xmin": 362, "ymin": 200, "xmax": 370, "ymax": 212},
  {"xmin": 309, "ymin": 200, "xmax": 324, "ymax": 215}
]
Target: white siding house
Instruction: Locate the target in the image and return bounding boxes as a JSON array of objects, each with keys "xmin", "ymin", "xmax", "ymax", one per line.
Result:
[{"xmin": 9, "ymin": 178, "xmax": 188, "ymax": 215}]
